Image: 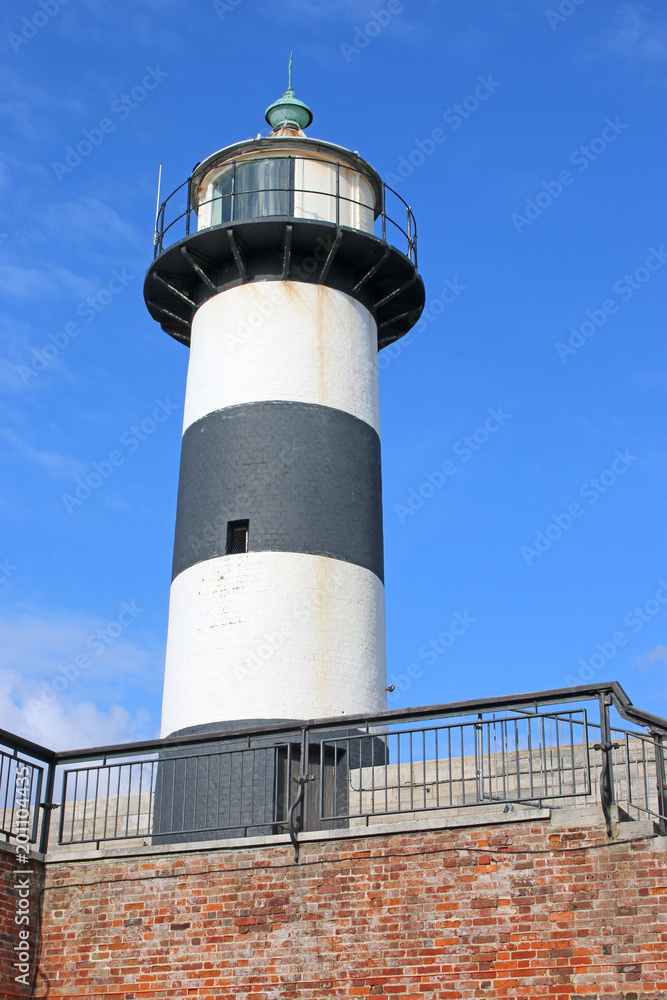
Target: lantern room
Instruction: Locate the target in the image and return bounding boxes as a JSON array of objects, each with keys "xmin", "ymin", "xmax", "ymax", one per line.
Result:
[
  {"xmin": 144, "ymin": 79, "xmax": 424, "ymax": 350},
  {"xmin": 192, "ymin": 140, "xmax": 378, "ymax": 235}
]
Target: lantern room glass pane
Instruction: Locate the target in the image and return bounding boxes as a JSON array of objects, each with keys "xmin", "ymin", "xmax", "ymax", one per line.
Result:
[
  {"xmin": 234, "ymin": 158, "xmax": 291, "ymax": 220},
  {"xmin": 211, "ymin": 167, "xmax": 232, "ymax": 226}
]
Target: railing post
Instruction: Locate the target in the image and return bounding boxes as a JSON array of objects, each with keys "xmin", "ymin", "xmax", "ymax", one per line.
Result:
[
  {"xmin": 474, "ymin": 716, "xmax": 483, "ymax": 803},
  {"xmin": 596, "ymin": 693, "xmax": 615, "ymax": 836},
  {"xmin": 652, "ymin": 731, "xmax": 667, "ymax": 834},
  {"xmin": 335, "ymin": 162, "xmax": 340, "ymax": 227},
  {"xmin": 38, "ymin": 759, "xmax": 56, "ymax": 855},
  {"xmin": 381, "ymin": 185, "xmax": 387, "ymax": 243},
  {"xmin": 288, "ymin": 156, "xmax": 295, "ymax": 217},
  {"xmin": 406, "ymin": 204, "xmax": 412, "ymax": 257},
  {"xmin": 231, "ymin": 161, "xmax": 236, "ymax": 222},
  {"xmin": 185, "ymin": 176, "xmax": 191, "ymax": 237}
]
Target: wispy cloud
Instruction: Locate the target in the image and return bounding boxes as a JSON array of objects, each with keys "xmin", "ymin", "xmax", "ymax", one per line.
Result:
[
  {"xmin": 0, "ymin": 66, "xmax": 86, "ymax": 145},
  {"xmin": 0, "ymin": 427, "xmax": 83, "ymax": 478},
  {"xmin": 632, "ymin": 644, "xmax": 667, "ymax": 673},
  {"xmin": 261, "ymin": 0, "xmax": 373, "ymax": 20},
  {"xmin": 587, "ymin": 3, "xmax": 667, "ymax": 66},
  {"xmin": 64, "ymin": 0, "xmax": 189, "ymax": 53},
  {"xmin": 0, "ymin": 608, "xmax": 161, "ymax": 681},
  {"xmin": 0, "ymin": 668, "xmax": 153, "ymax": 750},
  {"xmin": 633, "ymin": 370, "xmax": 667, "ymax": 396},
  {"xmin": 0, "ymin": 315, "xmax": 35, "ymax": 368},
  {"xmin": 0, "ymin": 606, "xmax": 162, "ymax": 749},
  {"xmin": 40, "ymin": 196, "xmax": 144, "ymax": 255},
  {"xmin": 0, "ymin": 262, "xmax": 95, "ymax": 300},
  {"xmin": 0, "ymin": 162, "xmax": 11, "ymax": 200}
]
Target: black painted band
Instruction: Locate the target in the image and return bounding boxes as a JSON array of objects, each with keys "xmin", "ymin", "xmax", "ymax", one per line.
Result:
[{"xmin": 172, "ymin": 401, "xmax": 384, "ymax": 583}]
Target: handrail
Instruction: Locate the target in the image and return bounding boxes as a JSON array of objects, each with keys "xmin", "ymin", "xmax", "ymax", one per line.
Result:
[
  {"xmin": 0, "ymin": 682, "xmax": 658, "ymax": 768},
  {"xmin": 151, "ymin": 155, "xmax": 419, "ymax": 264},
  {"xmin": 2, "ymin": 683, "xmax": 666, "ymax": 851},
  {"xmin": 0, "ymin": 727, "xmax": 56, "ymax": 764}
]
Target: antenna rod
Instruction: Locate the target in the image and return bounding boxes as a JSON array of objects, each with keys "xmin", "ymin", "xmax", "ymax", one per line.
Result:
[
  {"xmin": 288, "ymin": 51, "xmax": 293, "ymax": 90},
  {"xmin": 153, "ymin": 163, "xmax": 163, "ymax": 246}
]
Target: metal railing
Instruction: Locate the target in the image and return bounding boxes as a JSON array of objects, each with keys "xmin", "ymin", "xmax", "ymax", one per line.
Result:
[
  {"xmin": 152, "ymin": 155, "xmax": 418, "ymax": 265},
  {"xmin": 322, "ymin": 710, "xmax": 593, "ymax": 823},
  {"xmin": 0, "ymin": 749, "xmax": 43, "ymax": 844},
  {"xmin": 1, "ymin": 683, "xmax": 665, "ymax": 854},
  {"xmin": 57, "ymin": 740, "xmax": 302, "ymax": 845}
]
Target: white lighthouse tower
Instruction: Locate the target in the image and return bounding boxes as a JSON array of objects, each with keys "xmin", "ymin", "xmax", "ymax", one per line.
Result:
[{"xmin": 144, "ymin": 73, "xmax": 424, "ymax": 742}]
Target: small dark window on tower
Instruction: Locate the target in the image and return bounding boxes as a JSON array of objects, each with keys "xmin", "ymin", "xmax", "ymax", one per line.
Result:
[{"xmin": 226, "ymin": 519, "xmax": 249, "ymax": 555}]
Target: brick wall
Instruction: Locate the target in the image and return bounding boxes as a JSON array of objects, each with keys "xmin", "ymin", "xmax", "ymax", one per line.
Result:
[
  {"xmin": 1, "ymin": 845, "xmax": 44, "ymax": 999},
  {"xmin": 0, "ymin": 848, "xmax": 17, "ymax": 996},
  {"xmin": 7, "ymin": 814, "xmax": 667, "ymax": 998}
]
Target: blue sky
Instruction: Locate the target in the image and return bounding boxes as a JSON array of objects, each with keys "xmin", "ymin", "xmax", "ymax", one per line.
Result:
[{"xmin": 1, "ymin": 0, "xmax": 666, "ymax": 749}]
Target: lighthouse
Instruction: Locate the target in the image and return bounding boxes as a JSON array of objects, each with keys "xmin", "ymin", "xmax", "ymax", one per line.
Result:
[{"xmin": 144, "ymin": 72, "xmax": 424, "ymax": 743}]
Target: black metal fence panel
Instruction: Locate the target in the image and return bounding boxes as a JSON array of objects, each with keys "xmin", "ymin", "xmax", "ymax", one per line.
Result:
[
  {"xmin": 0, "ymin": 751, "xmax": 43, "ymax": 844},
  {"xmin": 1, "ymin": 684, "xmax": 665, "ymax": 851}
]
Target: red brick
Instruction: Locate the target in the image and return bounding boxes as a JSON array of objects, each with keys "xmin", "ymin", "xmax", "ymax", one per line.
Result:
[{"xmin": 2, "ymin": 816, "xmax": 666, "ymax": 1000}]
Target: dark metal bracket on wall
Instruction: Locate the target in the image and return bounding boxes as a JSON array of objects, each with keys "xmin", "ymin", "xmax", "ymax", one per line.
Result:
[
  {"xmin": 227, "ymin": 229, "xmax": 248, "ymax": 282},
  {"xmin": 180, "ymin": 245, "xmax": 217, "ymax": 292},
  {"xmin": 594, "ymin": 739, "xmax": 620, "ymax": 836},
  {"xmin": 317, "ymin": 228, "xmax": 343, "ymax": 285},
  {"xmin": 288, "ymin": 773, "xmax": 315, "ymax": 863}
]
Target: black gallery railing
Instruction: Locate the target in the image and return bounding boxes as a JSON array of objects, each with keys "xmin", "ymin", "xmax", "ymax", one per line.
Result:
[
  {"xmin": 1, "ymin": 683, "xmax": 666, "ymax": 856},
  {"xmin": 153, "ymin": 155, "xmax": 418, "ymax": 266}
]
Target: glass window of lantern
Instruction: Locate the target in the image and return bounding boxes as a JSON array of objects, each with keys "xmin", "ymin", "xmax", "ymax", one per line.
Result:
[
  {"xmin": 234, "ymin": 158, "xmax": 291, "ymax": 219},
  {"xmin": 210, "ymin": 167, "xmax": 233, "ymax": 226}
]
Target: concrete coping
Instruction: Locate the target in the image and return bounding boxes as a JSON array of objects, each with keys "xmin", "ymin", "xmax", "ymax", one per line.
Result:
[{"xmin": 1, "ymin": 802, "xmax": 660, "ymax": 866}]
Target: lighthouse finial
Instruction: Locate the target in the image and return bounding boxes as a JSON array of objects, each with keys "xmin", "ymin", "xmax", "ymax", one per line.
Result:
[{"xmin": 265, "ymin": 54, "xmax": 313, "ymax": 132}]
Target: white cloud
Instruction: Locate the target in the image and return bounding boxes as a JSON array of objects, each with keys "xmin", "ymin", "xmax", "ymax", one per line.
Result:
[
  {"xmin": 0, "ymin": 668, "xmax": 152, "ymax": 750},
  {"xmin": 0, "ymin": 427, "xmax": 83, "ymax": 479},
  {"xmin": 632, "ymin": 644, "xmax": 667, "ymax": 673},
  {"xmin": 62, "ymin": 0, "xmax": 188, "ymax": 54},
  {"xmin": 633, "ymin": 370, "xmax": 667, "ymax": 395},
  {"xmin": 261, "ymin": 0, "xmax": 371, "ymax": 20},
  {"xmin": 0, "ymin": 66, "xmax": 86, "ymax": 145},
  {"xmin": 41, "ymin": 196, "xmax": 144, "ymax": 255},
  {"xmin": 0, "ymin": 262, "xmax": 94, "ymax": 300},
  {"xmin": 589, "ymin": 4, "xmax": 667, "ymax": 65},
  {"xmin": 0, "ymin": 606, "xmax": 162, "ymax": 749},
  {"xmin": 0, "ymin": 314, "xmax": 34, "ymax": 372},
  {"xmin": 0, "ymin": 607, "xmax": 163, "ymax": 684},
  {"xmin": 0, "ymin": 162, "xmax": 11, "ymax": 200}
]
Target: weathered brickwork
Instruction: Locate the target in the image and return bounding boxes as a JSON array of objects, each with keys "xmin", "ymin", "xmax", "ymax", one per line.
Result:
[
  {"xmin": 0, "ymin": 849, "xmax": 18, "ymax": 996},
  {"xmin": 4, "ymin": 817, "xmax": 667, "ymax": 998},
  {"xmin": 1, "ymin": 846, "xmax": 43, "ymax": 1000}
]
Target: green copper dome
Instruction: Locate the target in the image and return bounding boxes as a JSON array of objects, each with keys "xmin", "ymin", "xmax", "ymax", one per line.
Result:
[
  {"xmin": 265, "ymin": 87, "xmax": 313, "ymax": 131},
  {"xmin": 265, "ymin": 54, "xmax": 313, "ymax": 131}
]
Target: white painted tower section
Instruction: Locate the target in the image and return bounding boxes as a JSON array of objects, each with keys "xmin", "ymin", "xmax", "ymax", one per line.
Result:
[
  {"xmin": 161, "ymin": 553, "xmax": 386, "ymax": 736},
  {"xmin": 160, "ymin": 281, "xmax": 386, "ymax": 737},
  {"xmin": 182, "ymin": 282, "xmax": 380, "ymax": 434}
]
